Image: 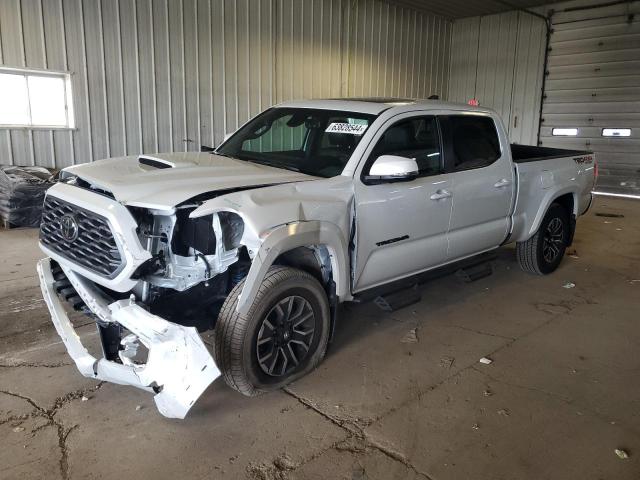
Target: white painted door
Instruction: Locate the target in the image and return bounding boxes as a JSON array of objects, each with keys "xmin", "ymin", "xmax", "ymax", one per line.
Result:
[
  {"xmin": 353, "ymin": 114, "xmax": 453, "ymax": 292},
  {"xmin": 441, "ymin": 114, "xmax": 515, "ymax": 260}
]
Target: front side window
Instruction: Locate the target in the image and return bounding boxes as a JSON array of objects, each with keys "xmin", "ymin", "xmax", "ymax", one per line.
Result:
[
  {"xmin": 217, "ymin": 108, "xmax": 376, "ymax": 178},
  {"xmin": 366, "ymin": 116, "xmax": 442, "ymax": 177},
  {"xmin": 0, "ymin": 68, "xmax": 74, "ymax": 128},
  {"xmin": 446, "ymin": 115, "xmax": 501, "ymax": 171}
]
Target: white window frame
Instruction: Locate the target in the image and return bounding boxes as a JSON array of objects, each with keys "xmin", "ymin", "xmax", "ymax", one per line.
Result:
[{"xmin": 0, "ymin": 66, "xmax": 75, "ymax": 130}]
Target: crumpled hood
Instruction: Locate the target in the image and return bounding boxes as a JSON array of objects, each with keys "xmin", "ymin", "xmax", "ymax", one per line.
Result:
[{"xmin": 64, "ymin": 152, "xmax": 316, "ymax": 209}]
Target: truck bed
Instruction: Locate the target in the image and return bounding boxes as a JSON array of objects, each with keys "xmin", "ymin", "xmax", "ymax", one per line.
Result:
[
  {"xmin": 511, "ymin": 144, "xmax": 591, "ymax": 164},
  {"xmin": 509, "ymin": 145, "xmax": 595, "ymax": 244}
]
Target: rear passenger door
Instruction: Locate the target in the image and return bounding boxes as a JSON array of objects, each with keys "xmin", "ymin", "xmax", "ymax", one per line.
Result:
[{"xmin": 440, "ymin": 114, "xmax": 515, "ymax": 260}]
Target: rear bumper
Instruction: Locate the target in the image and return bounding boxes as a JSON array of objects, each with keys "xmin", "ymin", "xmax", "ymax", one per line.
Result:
[{"xmin": 37, "ymin": 257, "xmax": 220, "ymax": 419}]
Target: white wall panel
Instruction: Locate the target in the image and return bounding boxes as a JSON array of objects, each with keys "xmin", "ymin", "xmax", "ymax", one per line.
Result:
[
  {"xmin": 343, "ymin": 1, "xmax": 451, "ymax": 99},
  {"xmin": 0, "ymin": 0, "xmax": 452, "ymax": 168},
  {"xmin": 448, "ymin": 10, "xmax": 546, "ymax": 145}
]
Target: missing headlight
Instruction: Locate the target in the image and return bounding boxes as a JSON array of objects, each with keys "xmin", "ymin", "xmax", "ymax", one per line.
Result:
[
  {"xmin": 171, "ymin": 209, "xmax": 216, "ymax": 256},
  {"xmin": 218, "ymin": 211, "xmax": 244, "ymax": 250}
]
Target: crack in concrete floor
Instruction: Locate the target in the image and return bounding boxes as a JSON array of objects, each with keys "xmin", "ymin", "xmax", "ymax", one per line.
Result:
[
  {"xmin": 0, "ymin": 382, "xmax": 104, "ymax": 480},
  {"xmin": 255, "ymin": 287, "xmax": 592, "ymax": 480},
  {"xmin": 281, "ymin": 387, "xmax": 435, "ymax": 480}
]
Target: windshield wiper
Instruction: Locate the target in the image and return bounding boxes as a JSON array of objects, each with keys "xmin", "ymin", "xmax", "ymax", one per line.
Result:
[{"xmin": 244, "ymin": 158, "xmax": 301, "ymax": 173}]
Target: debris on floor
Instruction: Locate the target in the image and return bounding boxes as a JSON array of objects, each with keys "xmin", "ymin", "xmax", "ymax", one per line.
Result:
[
  {"xmin": 479, "ymin": 357, "xmax": 493, "ymax": 365},
  {"xmin": 81, "ymin": 395, "xmax": 89, "ymax": 402},
  {"xmin": 273, "ymin": 454, "xmax": 297, "ymax": 471},
  {"xmin": 12, "ymin": 426, "xmax": 25, "ymax": 433},
  {"xmin": 439, "ymin": 355, "xmax": 455, "ymax": 368},
  {"xmin": 136, "ymin": 405, "xmax": 143, "ymax": 411},
  {"xmin": 483, "ymin": 389, "xmax": 493, "ymax": 397},
  {"xmin": 615, "ymin": 448, "xmax": 630, "ymax": 459},
  {"xmin": 400, "ymin": 328, "xmax": 418, "ymax": 343},
  {"xmin": 247, "ymin": 453, "xmax": 297, "ymax": 480},
  {"xmin": 472, "ymin": 423, "xmax": 480, "ymax": 430},
  {"xmin": 562, "ymin": 282, "xmax": 576, "ymax": 289},
  {"xmin": 497, "ymin": 408, "xmax": 510, "ymax": 417},
  {"xmin": 566, "ymin": 247, "xmax": 579, "ymax": 259}
]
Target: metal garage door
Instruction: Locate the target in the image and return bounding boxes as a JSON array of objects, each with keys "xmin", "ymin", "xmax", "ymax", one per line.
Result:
[{"xmin": 540, "ymin": 1, "xmax": 640, "ymax": 197}]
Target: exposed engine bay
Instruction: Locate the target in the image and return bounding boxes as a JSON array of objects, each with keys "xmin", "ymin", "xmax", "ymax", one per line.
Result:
[{"xmin": 127, "ymin": 204, "xmax": 251, "ymax": 330}]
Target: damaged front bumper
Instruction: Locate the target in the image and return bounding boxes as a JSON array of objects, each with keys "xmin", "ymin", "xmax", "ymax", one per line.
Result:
[{"xmin": 37, "ymin": 257, "xmax": 220, "ymax": 419}]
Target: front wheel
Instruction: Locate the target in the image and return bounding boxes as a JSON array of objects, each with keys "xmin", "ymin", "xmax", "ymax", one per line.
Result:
[
  {"xmin": 213, "ymin": 266, "xmax": 330, "ymax": 397},
  {"xmin": 517, "ymin": 203, "xmax": 570, "ymax": 275}
]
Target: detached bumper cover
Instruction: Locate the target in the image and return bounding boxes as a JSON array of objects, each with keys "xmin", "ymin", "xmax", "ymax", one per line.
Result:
[{"xmin": 37, "ymin": 257, "xmax": 220, "ymax": 419}]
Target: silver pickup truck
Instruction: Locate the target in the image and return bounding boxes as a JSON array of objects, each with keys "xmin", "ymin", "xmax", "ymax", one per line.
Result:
[{"xmin": 37, "ymin": 98, "xmax": 596, "ymax": 418}]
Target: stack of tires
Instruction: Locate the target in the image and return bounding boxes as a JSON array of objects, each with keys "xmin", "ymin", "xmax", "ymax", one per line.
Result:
[{"xmin": 0, "ymin": 166, "xmax": 56, "ymax": 228}]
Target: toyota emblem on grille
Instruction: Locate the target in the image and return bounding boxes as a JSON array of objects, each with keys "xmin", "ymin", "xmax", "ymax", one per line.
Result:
[{"xmin": 59, "ymin": 214, "xmax": 79, "ymax": 242}]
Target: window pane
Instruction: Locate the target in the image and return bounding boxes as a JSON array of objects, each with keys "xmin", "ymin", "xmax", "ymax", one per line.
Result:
[
  {"xmin": 602, "ymin": 128, "xmax": 631, "ymax": 137},
  {"xmin": 0, "ymin": 73, "xmax": 29, "ymax": 125},
  {"xmin": 219, "ymin": 108, "xmax": 374, "ymax": 178},
  {"xmin": 449, "ymin": 115, "xmax": 501, "ymax": 171},
  {"xmin": 28, "ymin": 75, "xmax": 67, "ymax": 126},
  {"xmin": 552, "ymin": 128, "xmax": 578, "ymax": 136},
  {"xmin": 370, "ymin": 116, "xmax": 441, "ymax": 176},
  {"xmin": 243, "ymin": 114, "xmax": 308, "ymax": 153}
]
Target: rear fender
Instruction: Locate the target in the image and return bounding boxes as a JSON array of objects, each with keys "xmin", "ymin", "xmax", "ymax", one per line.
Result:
[{"xmin": 526, "ymin": 187, "xmax": 578, "ymax": 240}]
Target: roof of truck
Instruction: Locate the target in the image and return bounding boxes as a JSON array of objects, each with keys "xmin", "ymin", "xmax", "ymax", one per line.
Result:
[{"xmin": 275, "ymin": 98, "xmax": 494, "ymax": 116}]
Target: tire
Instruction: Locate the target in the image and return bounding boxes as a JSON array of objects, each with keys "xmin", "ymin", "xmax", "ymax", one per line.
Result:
[
  {"xmin": 517, "ymin": 203, "xmax": 570, "ymax": 275},
  {"xmin": 213, "ymin": 266, "xmax": 331, "ymax": 397}
]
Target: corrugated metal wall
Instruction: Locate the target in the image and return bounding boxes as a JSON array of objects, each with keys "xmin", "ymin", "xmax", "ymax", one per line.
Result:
[
  {"xmin": 540, "ymin": 0, "xmax": 640, "ymax": 196},
  {"xmin": 448, "ymin": 10, "xmax": 547, "ymax": 145},
  {"xmin": 0, "ymin": 0, "xmax": 452, "ymax": 169}
]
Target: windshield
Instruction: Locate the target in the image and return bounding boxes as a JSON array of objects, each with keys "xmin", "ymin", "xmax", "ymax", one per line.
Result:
[{"xmin": 217, "ymin": 108, "xmax": 377, "ymax": 178}]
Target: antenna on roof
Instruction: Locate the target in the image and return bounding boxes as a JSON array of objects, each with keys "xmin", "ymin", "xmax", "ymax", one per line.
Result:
[{"xmin": 428, "ymin": 94, "xmax": 439, "ymax": 100}]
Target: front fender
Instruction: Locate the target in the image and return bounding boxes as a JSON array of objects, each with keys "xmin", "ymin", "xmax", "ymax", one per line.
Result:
[{"xmin": 237, "ymin": 221, "xmax": 351, "ymax": 315}]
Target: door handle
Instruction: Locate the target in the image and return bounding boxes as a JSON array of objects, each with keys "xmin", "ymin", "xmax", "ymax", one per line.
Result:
[
  {"xmin": 430, "ymin": 189, "xmax": 452, "ymax": 201},
  {"xmin": 494, "ymin": 179, "xmax": 511, "ymax": 188}
]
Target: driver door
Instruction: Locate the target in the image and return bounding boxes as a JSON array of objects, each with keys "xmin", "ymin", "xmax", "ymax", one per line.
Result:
[{"xmin": 353, "ymin": 114, "xmax": 453, "ymax": 293}]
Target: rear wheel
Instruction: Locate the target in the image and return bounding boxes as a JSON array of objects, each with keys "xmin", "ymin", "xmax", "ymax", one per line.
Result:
[
  {"xmin": 517, "ymin": 203, "xmax": 569, "ymax": 275},
  {"xmin": 213, "ymin": 266, "xmax": 330, "ymax": 397}
]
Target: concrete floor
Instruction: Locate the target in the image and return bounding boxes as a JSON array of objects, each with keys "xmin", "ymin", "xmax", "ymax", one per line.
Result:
[{"xmin": 1, "ymin": 197, "xmax": 639, "ymax": 480}]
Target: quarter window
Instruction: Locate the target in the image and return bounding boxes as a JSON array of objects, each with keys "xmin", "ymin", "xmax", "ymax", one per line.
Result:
[
  {"xmin": 368, "ymin": 116, "xmax": 442, "ymax": 177},
  {"xmin": 446, "ymin": 115, "xmax": 501, "ymax": 171}
]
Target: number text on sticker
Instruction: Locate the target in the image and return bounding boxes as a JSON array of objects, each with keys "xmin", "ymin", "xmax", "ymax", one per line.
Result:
[{"xmin": 325, "ymin": 123, "xmax": 368, "ymax": 135}]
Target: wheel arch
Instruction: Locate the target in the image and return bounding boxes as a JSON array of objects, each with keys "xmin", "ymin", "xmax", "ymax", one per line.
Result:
[
  {"xmin": 524, "ymin": 188, "xmax": 578, "ymax": 241},
  {"xmin": 236, "ymin": 221, "xmax": 351, "ymax": 315}
]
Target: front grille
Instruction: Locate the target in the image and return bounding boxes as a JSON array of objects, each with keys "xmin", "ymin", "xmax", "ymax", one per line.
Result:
[{"xmin": 40, "ymin": 196, "xmax": 124, "ymax": 278}]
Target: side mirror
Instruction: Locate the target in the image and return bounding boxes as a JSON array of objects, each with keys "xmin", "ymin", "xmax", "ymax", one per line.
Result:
[{"xmin": 364, "ymin": 155, "xmax": 419, "ymax": 184}]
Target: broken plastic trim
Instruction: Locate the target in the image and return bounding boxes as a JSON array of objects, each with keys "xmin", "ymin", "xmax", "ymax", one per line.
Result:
[{"xmin": 37, "ymin": 257, "xmax": 220, "ymax": 419}]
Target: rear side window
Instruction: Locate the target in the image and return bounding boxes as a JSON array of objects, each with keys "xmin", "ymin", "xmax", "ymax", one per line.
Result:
[
  {"xmin": 367, "ymin": 116, "xmax": 442, "ymax": 177},
  {"xmin": 446, "ymin": 115, "xmax": 501, "ymax": 171}
]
